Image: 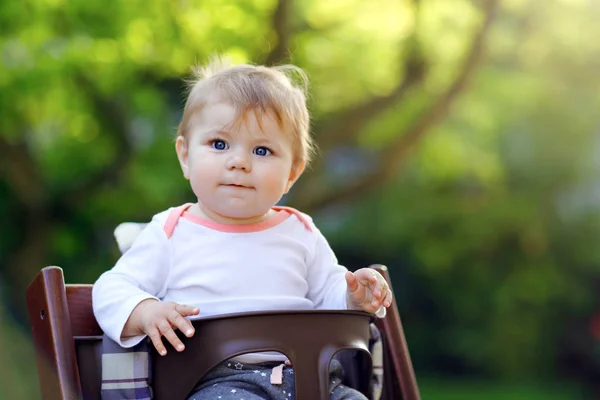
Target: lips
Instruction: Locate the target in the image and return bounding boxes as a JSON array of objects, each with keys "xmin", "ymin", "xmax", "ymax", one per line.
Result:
[{"xmin": 222, "ymin": 183, "xmax": 252, "ymax": 189}]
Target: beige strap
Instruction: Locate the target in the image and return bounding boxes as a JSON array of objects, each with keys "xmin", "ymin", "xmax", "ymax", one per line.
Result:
[{"xmin": 270, "ymin": 363, "xmax": 285, "ymax": 385}]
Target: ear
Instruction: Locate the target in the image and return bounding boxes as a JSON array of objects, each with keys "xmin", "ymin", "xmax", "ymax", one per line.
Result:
[
  {"xmin": 176, "ymin": 136, "xmax": 190, "ymax": 179},
  {"xmin": 284, "ymin": 161, "xmax": 305, "ymax": 194}
]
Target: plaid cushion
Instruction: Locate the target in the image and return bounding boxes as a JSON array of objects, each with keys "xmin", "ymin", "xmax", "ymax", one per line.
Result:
[{"xmin": 101, "ymin": 335, "xmax": 152, "ymax": 400}]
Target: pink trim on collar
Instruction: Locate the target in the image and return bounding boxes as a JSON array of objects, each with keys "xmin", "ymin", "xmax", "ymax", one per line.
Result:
[
  {"xmin": 183, "ymin": 209, "xmax": 290, "ymax": 233},
  {"xmin": 163, "ymin": 203, "xmax": 312, "ymax": 237},
  {"xmin": 163, "ymin": 204, "xmax": 190, "ymax": 238},
  {"xmin": 272, "ymin": 206, "xmax": 312, "ymax": 231}
]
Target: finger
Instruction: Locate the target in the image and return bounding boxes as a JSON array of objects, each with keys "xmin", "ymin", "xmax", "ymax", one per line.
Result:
[
  {"xmin": 169, "ymin": 310, "xmax": 195, "ymax": 338},
  {"xmin": 354, "ymin": 268, "xmax": 377, "ymax": 287},
  {"xmin": 370, "ymin": 296, "xmax": 382, "ymax": 310},
  {"xmin": 375, "ymin": 279, "xmax": 388, "ymax": 299},
  {"xmin": 147, "ymin": 327, "xmax": 167, "ymax": 356},
  {"xmin": 175, "ymin": 303, "xmax": 200, "ymax": 317},
  {"xmin": 382, "ymin": 289, "xmax": 393, "ymax": 308},
  {"xmin": 345, "ymin": 271, "xmax": 359, "ymax": 292},
  {"xmin": 158, "ymin": 321, "xmax": 185, "ymax": 352}
]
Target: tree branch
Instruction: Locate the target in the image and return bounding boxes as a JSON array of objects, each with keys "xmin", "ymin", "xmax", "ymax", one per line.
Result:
[
  {"xmin": 313, "ymin": 0, "xmax": 427, "ymax": 152},
  {"xmin": 316, "ymin": 54, "xmax": 427, "ymax": 153},
  {"xmin": 293, "ymin": 0, "xmax": 499, "ymax": 212},
  {"xmin": 264, "ymin": 0, "xmax": 293, "ymax": 66}
]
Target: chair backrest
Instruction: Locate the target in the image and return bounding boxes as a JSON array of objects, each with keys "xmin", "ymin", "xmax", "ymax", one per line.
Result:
[
  {"xmin": 27, "ymin": 267, "xmax": 101, "ymax": 400},
  {"xmin": 26, "ymin": 265, "xmax": 420, "ymax": 400}
]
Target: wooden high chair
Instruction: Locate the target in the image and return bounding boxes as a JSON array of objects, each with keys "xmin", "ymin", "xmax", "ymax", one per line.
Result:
[{"xmin": 26, "ymin": 264, "xmax": 420, "ymax": 400}]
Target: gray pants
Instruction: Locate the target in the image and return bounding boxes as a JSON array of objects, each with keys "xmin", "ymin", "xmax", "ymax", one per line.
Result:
[{"xmin": 188, "ymin": 359, "xmax": 368, "ymax": 400}]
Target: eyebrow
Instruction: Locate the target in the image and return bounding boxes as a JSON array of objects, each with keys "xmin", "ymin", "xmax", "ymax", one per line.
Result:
[
  {"xmin": 213, "ymin": 129, "xmax": 234, "ymax": 137},
  {"xmin": 216, "ymin": 128, "xmax": 274, "ymax": 140}
]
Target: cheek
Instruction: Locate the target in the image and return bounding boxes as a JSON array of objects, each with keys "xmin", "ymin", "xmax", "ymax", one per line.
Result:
[
  {"xmin": 261, "ymin": 168, "xmax": 291, "ymax": 193},
  {"xmin": 188, "ymin": 156, "xmax": 219, "ymax": 188}
]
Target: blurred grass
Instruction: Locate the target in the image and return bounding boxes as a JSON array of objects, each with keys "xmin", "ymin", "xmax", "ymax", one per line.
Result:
[
  {"xmin": 0, "ymin": 304, "xmax": 40, "ymax": 399},
  {"xmin": 419, "ymin": 378, "xmax": 586, "ymax": 399}
]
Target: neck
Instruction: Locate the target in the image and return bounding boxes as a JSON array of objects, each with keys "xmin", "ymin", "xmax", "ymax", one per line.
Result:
[{"xmin": 189, "ymin": 203, "xmax": 274, "ymax": 225}]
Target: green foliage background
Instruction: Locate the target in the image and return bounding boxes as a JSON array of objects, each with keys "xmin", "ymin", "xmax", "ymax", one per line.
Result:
[{"xmin": 1, "ymin": 0, "xmax": 599, "ymax": 398}]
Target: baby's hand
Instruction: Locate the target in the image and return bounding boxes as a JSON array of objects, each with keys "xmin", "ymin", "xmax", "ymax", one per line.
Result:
[
  {"xmin": 345, "ymin": 268, "xmax": 392, "ymax": 314},
  {"xmin": 134, "ymin": 299, "xmax": 200, "ymax": 356}
]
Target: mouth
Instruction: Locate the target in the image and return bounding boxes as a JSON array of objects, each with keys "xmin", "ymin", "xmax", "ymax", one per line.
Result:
[{"xmin": 222, "ymin": 184, "xmax": 253, "ymax": 189}]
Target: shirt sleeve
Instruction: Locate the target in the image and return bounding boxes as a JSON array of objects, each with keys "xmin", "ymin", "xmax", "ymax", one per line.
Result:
[
  {"xmin": 304, "ymin": 220, "xmax": 388, "ymax": 317},
  {"xmin": 305, "ymin": 226, "xmax": 349, "ymax": 310},
  {"xmin": 92, "ymin": 219, "xmax": 170, "ymax": 347}
]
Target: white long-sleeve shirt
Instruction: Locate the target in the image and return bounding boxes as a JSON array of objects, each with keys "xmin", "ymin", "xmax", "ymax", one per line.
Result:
[{"xmin": 92, "ymin": 204, "xmax": 351, "ymax": 351}]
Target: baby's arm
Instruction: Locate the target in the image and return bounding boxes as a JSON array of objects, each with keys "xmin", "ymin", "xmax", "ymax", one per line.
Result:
[
  {"xmin": 93, "ymin": 219, "xmax": 197, "ymax": 351},
  {"xmin": 305, "ymin": 227, "xmax": 352, "ymax": 310},
  {"xmin": 306, "ymin": 225, "xmax": 392, "ymax": 315}
]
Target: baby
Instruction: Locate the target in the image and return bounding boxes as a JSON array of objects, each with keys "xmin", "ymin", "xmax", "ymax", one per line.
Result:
[{"xmin": 92, "ymin": 58, "xmax": 393, "ymax": 400}]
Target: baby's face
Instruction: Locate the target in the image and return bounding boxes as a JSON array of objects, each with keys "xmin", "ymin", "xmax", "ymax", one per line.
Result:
[{"xmin": 177, "ymin": 102, "xmax": 303, "ymax": 222}]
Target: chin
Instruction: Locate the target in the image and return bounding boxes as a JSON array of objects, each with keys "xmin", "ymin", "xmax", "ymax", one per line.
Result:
[{"xmin": 214, "ymin": 205, "xmax": 263, "ymax": 220}]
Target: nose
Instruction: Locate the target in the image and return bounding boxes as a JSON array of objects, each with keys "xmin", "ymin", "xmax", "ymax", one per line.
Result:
[{"xmin": 226, "ymin": 150, "xmax": 251, "ymax": 172}]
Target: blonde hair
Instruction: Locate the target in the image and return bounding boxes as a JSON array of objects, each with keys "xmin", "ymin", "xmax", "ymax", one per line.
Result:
[{"xmin": 177, "ymin": 57, "xmax": 315, "ymax": 165}]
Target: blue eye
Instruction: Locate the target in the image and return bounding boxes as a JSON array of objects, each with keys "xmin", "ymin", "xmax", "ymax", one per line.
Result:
[
  {"xmin": 254, "ymin": 146, "xmax": 271, "ymax": 157},
  {"xmin": 211, "ymin": 140, "xmax": 228, "ymax": 150}
]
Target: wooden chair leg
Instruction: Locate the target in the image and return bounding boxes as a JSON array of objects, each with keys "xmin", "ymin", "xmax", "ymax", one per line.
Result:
[{"xmin": 372, "ymin": 264, "xmax": 421, "ymax": 400}]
